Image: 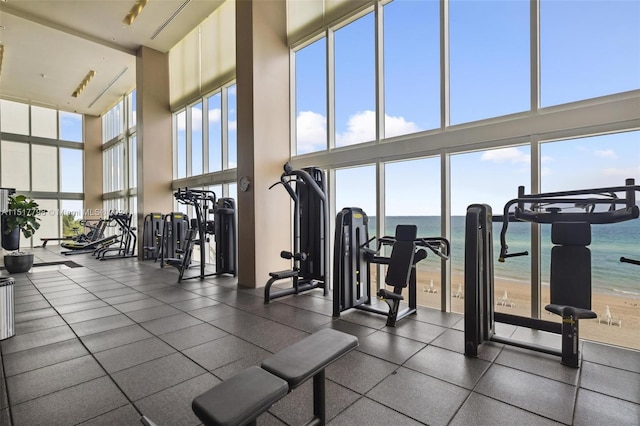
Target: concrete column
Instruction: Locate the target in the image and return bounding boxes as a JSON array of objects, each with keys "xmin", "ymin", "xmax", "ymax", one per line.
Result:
[
  {"xmin": 83, "ymin": 115, "xmax": 103, "ymax": 221},
  {"xmin": 236, "ymin": 0, "xmax": 292, "ymax": 288},
  {"xmin": 136, "ymin": 46, "xmax": 173, "ymax": 258}
]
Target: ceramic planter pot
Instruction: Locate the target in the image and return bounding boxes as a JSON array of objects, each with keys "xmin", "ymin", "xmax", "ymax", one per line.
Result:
[{"xmin": 3, "ymin": 253, "xmax": 33, "ymax": 273}]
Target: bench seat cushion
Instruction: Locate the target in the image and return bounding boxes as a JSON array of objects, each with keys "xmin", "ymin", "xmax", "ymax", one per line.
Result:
[
  {"xmin": 261, "ymin": 329, "xmax": 358, "ymax": 389},
  {"xmin": 192, "ymin": 366, "xmax": 288, "ymax": 426}
]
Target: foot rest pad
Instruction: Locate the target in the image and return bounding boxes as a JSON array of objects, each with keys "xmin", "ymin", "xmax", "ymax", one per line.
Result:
[
  {"xmin": 376, "ymin": 289, "xmax": 404, "ymax": 301},
  {"xmin": 268, "ymin": 269, "xmax": 298, "ymax": 279},
  {"xmin": 261, "ymin": 329, "xmax": 358, "ymax": 389},
  {"xmin": 545, "ymin": 304, "xmax": 597, "ymax": 320},
  {"xmin": 192, "ymin": 366, "xmax": 288, "ymax": 426}
]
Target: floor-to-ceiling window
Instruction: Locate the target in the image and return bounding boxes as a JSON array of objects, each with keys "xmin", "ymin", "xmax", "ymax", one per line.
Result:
[
  {"xmin": 290, "ymin": 0, "xmax": 639, "ymax": 349},
  {"xmin": 102, "ymin": 91, "xmax": 137, "ymax": 232},
  {"xmin": 0, "ymin": 99, "xmax": 84, "ymax": 246}
]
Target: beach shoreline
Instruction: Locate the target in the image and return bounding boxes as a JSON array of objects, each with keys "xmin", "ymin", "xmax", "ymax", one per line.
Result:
[{"xmin": 381, "ymin": 269, "xmax": 640, "ymax": 351}]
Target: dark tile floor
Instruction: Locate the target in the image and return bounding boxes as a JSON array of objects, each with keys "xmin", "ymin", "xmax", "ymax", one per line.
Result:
[{"xmin": 1, "ymin": 248, "xmax": 638, "ymax": 425}]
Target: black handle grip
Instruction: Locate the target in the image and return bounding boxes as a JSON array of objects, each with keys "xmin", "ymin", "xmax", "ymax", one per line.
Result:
[{"xmin": 620, "ymin": 257, "xmax": 640, "ymax": 266}]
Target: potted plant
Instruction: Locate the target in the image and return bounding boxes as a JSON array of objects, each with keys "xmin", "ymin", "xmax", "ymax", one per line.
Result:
[{"xmin": 2, "ymin": 195, "xmax": 46, "ymax": 273}]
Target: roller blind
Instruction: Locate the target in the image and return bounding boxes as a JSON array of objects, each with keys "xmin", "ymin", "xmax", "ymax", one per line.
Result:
[
  {"xmin": 287, "ymin": 0, "xmax": 373, "ymax": 46},
  {"xmin": 169, "ymin": 0, "xmax": 236, "ymax": 109}
]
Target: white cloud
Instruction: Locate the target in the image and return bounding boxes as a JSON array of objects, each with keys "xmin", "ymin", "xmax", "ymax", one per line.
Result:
[
  {"xmin": 336, "ymin": 110, "xmax": 376, "ymax": 146},
  {"xmin": 296, "ymin": 111, "xmax": 327, "ymax": 153},
  {"xmin": 541, "ymin": 166, "xmax": 552, "ymax": 177},
  {"xmin": 480, "ymin": 147, "xmax": 530, "ymax": 164},
  {"xmin": 334, "ymin": 110, "xmax": 420, "ymax": 146},
  {"xmin": 209, "ymin": 108, "xmax": 221, "ymax": 123},
  {"xmin": 385, "ymin": 114, "xmax": 421, "ymax": 138},
  {"xmin": 229, "ymin": 120, "xmax": 237, "ymax": 132},
  {"xmin": 595, "ymin": 149, "xmax": 617, "ymax": 159},
  {"xmin": 603, "ymin": 166, "xmax": 640, "ymax": 177}
]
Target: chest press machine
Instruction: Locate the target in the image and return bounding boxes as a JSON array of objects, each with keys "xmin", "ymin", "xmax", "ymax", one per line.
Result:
[{"xmin": 464, "ymin": 178, "xmax": 639, "ymax": 367}]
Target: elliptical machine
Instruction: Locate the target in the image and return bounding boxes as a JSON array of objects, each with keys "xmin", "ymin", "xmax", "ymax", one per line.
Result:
[{"xmin": 264, "ymin": 163, "xmax": 329, "ymax": 303}]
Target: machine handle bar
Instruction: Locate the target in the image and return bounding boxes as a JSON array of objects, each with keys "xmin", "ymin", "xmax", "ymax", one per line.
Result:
[{"xmin": 620, "ymin": 257, "xmax": 640, "ymax": 266}]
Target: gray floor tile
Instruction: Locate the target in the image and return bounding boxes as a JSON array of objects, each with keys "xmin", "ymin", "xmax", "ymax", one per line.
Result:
[
  {"xmin": 328, "ymin": 396, "xmax": 422, "ymax": 425},
  {"xmin": 62, "ymin": 306, "xmax": 122, "ymax": 324},
  {"xmin": 580, "ymin": 361, "xmax": 640, "ymax": 403},
  {"xmin": 10, "ymin": 376, "xmax": 128, "ymax": 426},
  {"xmin": 94, "ymin": 337, "xmax": 175, "ymax": 373},
  {"xmin": 15, "ymin": 315, "xmax": 67, "ymax": 334},
  {"xmin": 135, "ymin": 373, "xmax": 219, "ymax": 426},
  {"xmin": 3, "ymin": 339, "xmax": 89, "ymax": 376},
  {"xmin": 253, "ymin": 303, "xmax": 333, "ymax": 332},
  {"xmin": 404, "ymin": 345, "xmax": 491, "ymax": 389},
  {"xmin": 367, "ymin": 367, "xmax": 469, "ymax": 426},
  {"xmin": 78, "ymin": 404, "xmax": 141, "ymax": 426},
  {"xmin": 211, "ymin": 345, "xmax": 274, "ymax": 380},
  {"xmin": 101, "ymin": 292, "xmax": 149, "ymax": 305},
  {"xmin": 326, "ymin": 350, "xmax": 397, "ymax": 394},
  {"xmin": 170, "ymin": 296, "xmax": 220, "ymax": 311},
  {"xmin": 277, "ymin": 293, "xmax": 334, "ymax": 316},
  {"xmin": 111, "ymin": 352, "xmax": 206, "ymax": 400},
  {"xmin": 385, "ymin": 317, "xmax": 448, "ymax": 344},
  {"xmin": 70, "ymin": 314, "xmax": 135, "ymax": 337},
  {"xmin": 189, "ymin": 303, "xmax": 240, "ymax": 322},
  {"xmin": 184, "ymin": 334, "xmax": 266, "ymax": 371},
  {"xmin": 144, "ymin": 288, "xmax": 201, "ymax": 304},
  {"xmin": 40, "ymin": 287, "xmax": 88, "ymax": 298},
  {"xmin": 269, "ymin": 378, "xmax": 360, "ymax": 425},
  {"xmin": 48, "ymin": 293, "xmax": 99, "ymax": 306},
  {"xmin": 15, "ymin": 294, "xmax": 46, "ymax": 305},
  {"xmin": 0, "ymin": 325, "xmax": 76, "ymax": 354},
  {"xmin": 208, "ymin": 310, "xmax": 268, "ymax": 334},
  {"xmin": 449, "ymin": 392, "xmax": 562, "ymax": 426},
  {"xmin": 495, "ymin": 345, "xmax": 579, "ymax": 385},
  {"xmin": 430, "ymin": 328, "xmax": 503, "ymax": 361},
  {"xmin": 92, "ymin": 287, "xmax": 138, "ymax": 299},
  {"xmin": 316, "ymin": 319, "xmax": 378, "ymax": 339},
  {"xmin": 81, "ymin": 324, "xmax": 154, "ymax": 353},
  {"xmin": 474, "ymin": 364, "xmax": 576, "ymax": 424},
  {"xmin": 357, "ymin": 330, "xmax": 426, "ymax": 364},
  {"xmin": 413, "ymin": 306, "xmax": 463, "ymax": 328},
  {"xmin": 6, "ymin": 355, "xmax": 105, "ymax": 404},
  {"xmin": 126, "ymin": 304, "xmax": 182, "ymax": 322},
  {"xmin": 113, "ymin": 297, "xmax": 166, "ymax": 313},
  {"xmin": 574, "ymin": 388, "xmax": 640, "ymax": 426},
  {"xmin": 54, "ymin": 299, "xmax": 110, "ymax": 314},
  {"xmin": 0, "ymin": 408, "xmax": 9, "ymax": 426},
  {"xmin": 159, "ymin": 323, "xmax": 228, "ymax": 350},
  {"xmin": 140, "ymin": 313, "xmax": 203, "ymax": 335},
  {"xmin": 230, "ymin": 319, "xmax": 309, "ymax": 353},
  {"xmin": 13, "ymin": 300, "xmax": 50, "ymax": 313},
  {"xmin": 582, "ymin": 341, "xmax": 640, "ymax": 373}
]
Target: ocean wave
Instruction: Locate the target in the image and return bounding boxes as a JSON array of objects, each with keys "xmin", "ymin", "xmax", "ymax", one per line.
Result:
[{"xmin": 613, "ymin": 288, "xmax": 640, "ymax": 297}]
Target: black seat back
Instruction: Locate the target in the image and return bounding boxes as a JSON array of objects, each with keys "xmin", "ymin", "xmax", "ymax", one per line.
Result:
[
  {"xmin": 550, "ymin": 222, "xmax": 591, "ymax": 309},
  {"xmin": 385, "ymin": 225, "xmax": 417, "ymax": 289}
]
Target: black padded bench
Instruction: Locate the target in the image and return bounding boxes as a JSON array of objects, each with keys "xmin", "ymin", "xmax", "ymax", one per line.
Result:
[{"xmin": 191, "ymin": 329, "xmax": 358, "ymax": 426}]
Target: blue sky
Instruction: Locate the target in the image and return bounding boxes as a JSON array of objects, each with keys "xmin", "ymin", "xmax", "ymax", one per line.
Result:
[{"xmin": 297, "ymin": 0, "xmax": 640, "ymax": 216}]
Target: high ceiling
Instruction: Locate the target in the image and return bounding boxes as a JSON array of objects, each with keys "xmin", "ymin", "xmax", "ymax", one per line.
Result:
[{"xmin": 0, "ymin": 0, "xmax": 225, "ymax": 116}]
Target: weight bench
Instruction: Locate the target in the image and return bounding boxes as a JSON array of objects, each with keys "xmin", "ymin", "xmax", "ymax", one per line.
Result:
[{"xmin": 191, "ymin": 329, "xmax": 358, "ymax": 426}]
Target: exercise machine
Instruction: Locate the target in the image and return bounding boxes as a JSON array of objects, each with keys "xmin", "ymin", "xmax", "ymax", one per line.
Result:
[
  {"xmin": 95, "ymin": 212, "xmax": 137, "ymax": 260},
  {"xmin": 464, "ymin": 178, "xmax": 639, "ymax": 367},
  {"xmin": 61, "ymin": 216, "xmax": 121, "ymax": 255},
  {"xmin": 159, "ymin": 212, "xmax": 190, "ymax": 267},
  {"xmin": 166, "ymin": 189, "xmax": 237, "ymax": 282},
  {"xmin": 40, "ymin": 218, "xmax": 106, "ymax": 248},
  {"xmin": 142, "ymin": 213, "xmax": 164, "ymax": 260},
  {"xmin": 264, "ymin": 163, "xmax": 329, "ymax": 303},
  {"xmin": 333, "ymin": 207, "xmax": 450, "ymax": 327}
]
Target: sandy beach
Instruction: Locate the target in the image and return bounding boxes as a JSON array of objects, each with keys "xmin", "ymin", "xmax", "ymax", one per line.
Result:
[{"xmin": 376, "ymin": 267, "xmax": 639, "ymax": 351}]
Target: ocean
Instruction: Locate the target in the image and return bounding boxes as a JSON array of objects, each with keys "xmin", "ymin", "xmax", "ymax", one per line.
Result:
[{"xmin": 366, "ymin": 216, "xmax": 640, "ymax": 297}]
